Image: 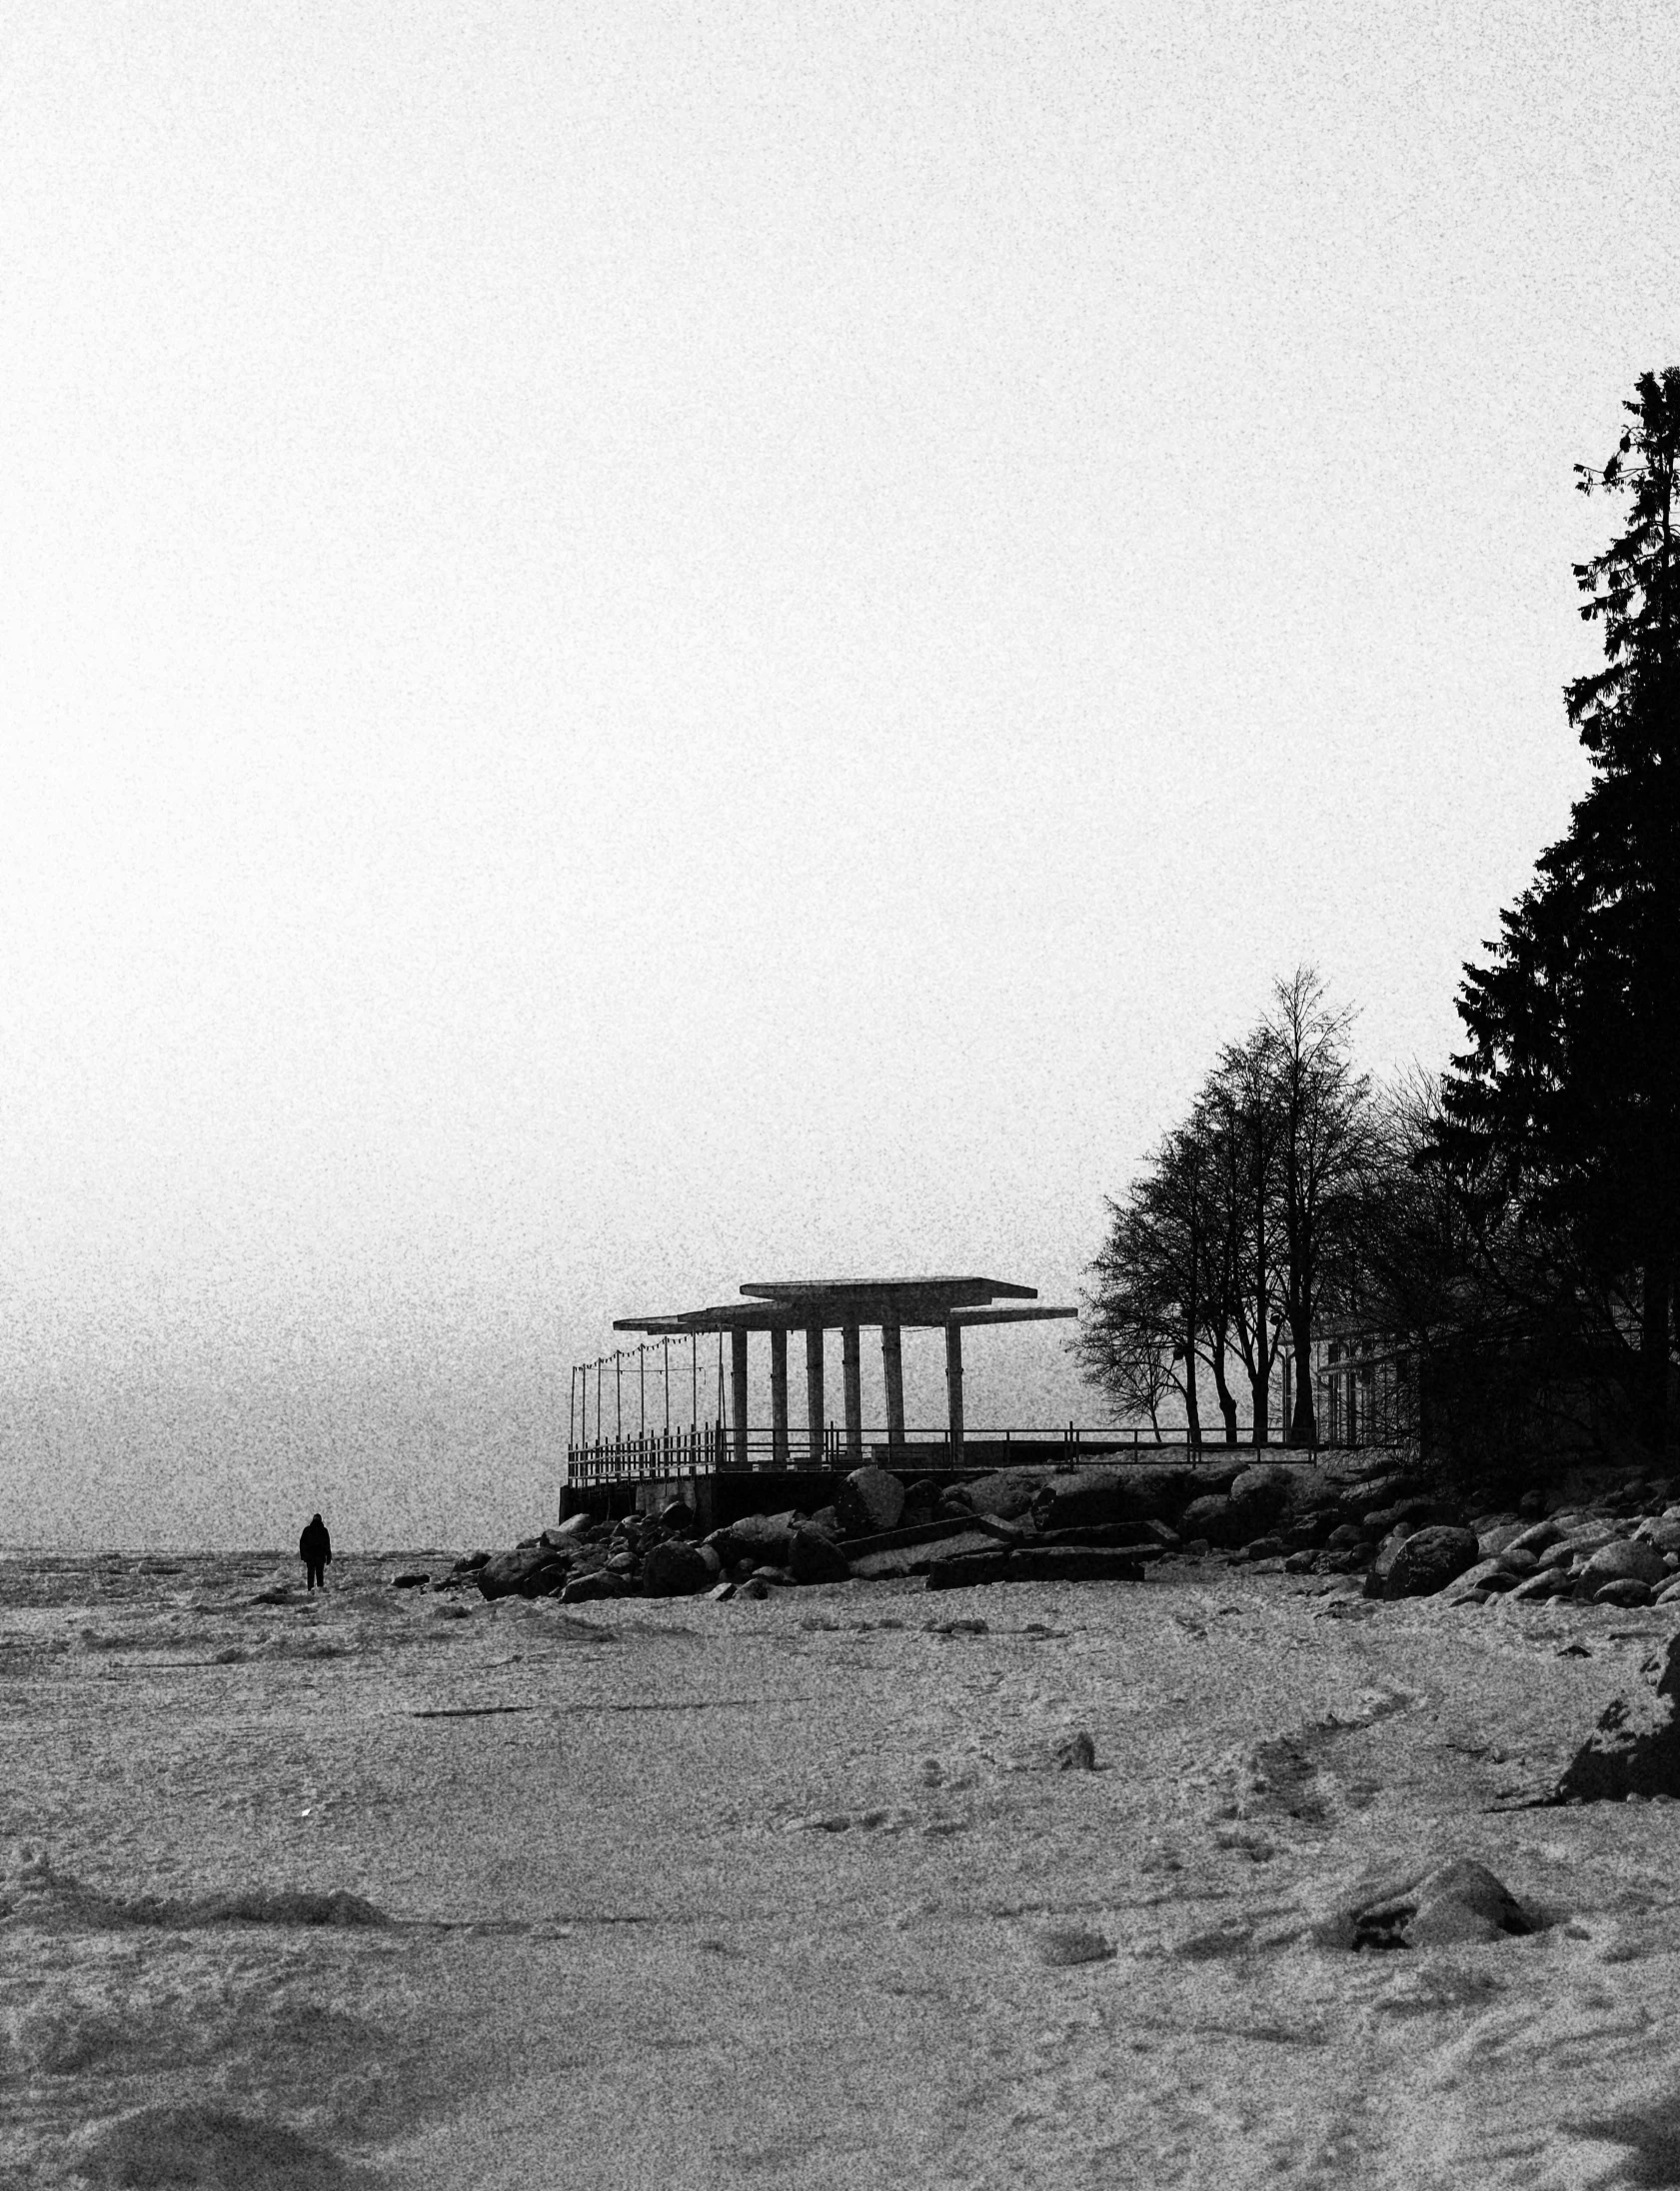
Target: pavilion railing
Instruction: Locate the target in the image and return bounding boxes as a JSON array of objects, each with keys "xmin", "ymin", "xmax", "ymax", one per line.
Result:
[
  {"xmin": 564, "ymin": 1418, "xmax": 1297, "ymax": 1483},
  {"xmin": 566, "ymin": 1422, "xmax": 732, "ymax": 1484}
]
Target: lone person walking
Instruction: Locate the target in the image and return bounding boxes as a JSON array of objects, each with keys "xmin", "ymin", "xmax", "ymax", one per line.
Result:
[{"xmin": 299, "ymin": 1512, "xmax": 331, "ymax": 1591}]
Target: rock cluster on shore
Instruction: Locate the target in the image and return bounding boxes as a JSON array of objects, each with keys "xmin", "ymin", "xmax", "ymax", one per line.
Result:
[{"xmin": 423, "ymin": 1456, "xmax": 1680, "ymax": 1617}]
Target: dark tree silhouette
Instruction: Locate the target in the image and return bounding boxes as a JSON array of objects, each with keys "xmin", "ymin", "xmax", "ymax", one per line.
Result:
[
  {"xmin": 1202, "ymin": 1035, "xmax": 1286, "ymax": 1446},
  {"xmin": 1079, "ymin": 1119, "xmax": 1210, "ymax": 1444},
  {"xmin": 1440, "ymin": 370, "xmax": 1680, "ymax": 1456},
  {"xmin": 1083, "ymin": 970, "xmax": 1379, "ymax": 1446},
  {"xmin": 1361, "ymin": 1071, "xmax": 1607, "ymax": 1474},
  {"xmin": 1268, "ymin": 969, "xmax": 1382, "ymax": 1446}
]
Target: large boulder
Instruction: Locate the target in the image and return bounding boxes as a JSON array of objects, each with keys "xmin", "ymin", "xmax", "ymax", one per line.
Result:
[
  {"xmin": 1406, "ymin": 1860, "xmax": 1535, "ymax": 1945},
  {"xmin": 1549, "ymin": 1522, "xmax": 1621, "ymax": 1566},
  {"xmin": 1574, "ymin": 1539, "xmax": 1668, "ymax": 1597},
  {"xmin": 1033, "ymin": 1466, "xmax": 1190, "ymax": 1534},
  {"xmin": 1361, "ymin": 1531, "xmax": 1409, "ymax": 1597},
  {"xmin": 1184, "ymin": 1457, "xmax": 1250, "ymax": 1495},
  {"xmin": 959, "ymin": 1468, "xmax": 1042, "ymax": 1522},
  {"xmin": 1283, "ymin": 1507, "xmax": 1340, "ymax": 1551},
  {"xmin": 1236, "ymin": 1534, "xmax": 1286, "ymax": 1563},
  {"xmin": 1344, "ymin": 1470, "xmax": 1424, "ymax": 1518},
  {"xmin": 752, "ymin": 1508, "xmax": 809, "ymax": 1541},
  {"xmin": 1546, "ymin": 1508, "xmax": 1594, "ymax": 1535},
  {"xmin": 849, "ymin": 1527, "xmax": 998, "ymax": 1581},
  {"xmin": 1506, "ymin": 1517, "xmax": 1561, "ymax": 1556},
  {"xmin": 1226, "ymin": 1465, "xmax": 1295, "ymax": 1537},
  {"xmin": 897, "ymin": 1478, "xmax": 940, "ymax": 1525},
  {"xmin": 1324, "ymin": 1548, "xmax": 1375, "ymax": 1578},
  {"xmin": 1507, "ymin": 1568, "xmax": 1567, "ymax": 1601},
  {"xmin": 788, "ymin": 1526, "xmax": 851, "ymax": 1585},
  {"xmin": 1034, "ymin": 1470, "xmax": 1123, "ymax": 1530},
  {"xmin": 837, "ymin": 1467, "xmax": 905, "ymax": 1538},
  {"xmin": 476, "ymin": 1546, "xmax": 573, "ymax": 1600},
  {"xmin": 1132, "ymin": 1464, "xmax": 1216, "ymax": 1517},
  {"xmin": 711, "ymin": 1513, "xmax": 799, "ymax": 1567},
  {"xmin": 544, "ymin": 1515, "xmax": 595, "ymax": 1545},
  {"xmin": 1370, "ymin": 1525, "xmax": 1480, "ymax": 1600},
  {"xmin": 1477, "ymin": 1522, "xmax": 1528, "ymax": 1558},
  {"xmin": 1440, "ymin": 1556, "xmax": 1523, "ymax": 1603},
  {"xmin": 1179, "ymin": 1493, "xmax": 1238, "ymax": 1548},
  {"xmin": 1314, "ymin": 1857, "xmax": 1533, "ymax": 1950},
  {"xmin": 561, "ymin": 1570, "xmax": 630, "ymax": 1604},
  {"xmin": 1593, "ymin": 1578, "xmax": 1654, "ymax": 1608},
  {"xmin": 642, "ymin": 1540, "xmax": 714, "ymax": 1597},
  {"xmin": 1555, "ymin": 1635, "xmax": 1680, "ymax": 1801}
]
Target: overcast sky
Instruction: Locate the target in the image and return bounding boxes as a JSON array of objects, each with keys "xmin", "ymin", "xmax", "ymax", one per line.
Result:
[{"xmin": 2, "ymin": 1, "xmax": 1675, "ymax": 1547}]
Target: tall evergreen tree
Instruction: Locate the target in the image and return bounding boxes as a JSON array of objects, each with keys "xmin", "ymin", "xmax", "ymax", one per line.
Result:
[{"xmin": 1440, "ymin": 370, "xmax": 1680, "ymax": 1454}]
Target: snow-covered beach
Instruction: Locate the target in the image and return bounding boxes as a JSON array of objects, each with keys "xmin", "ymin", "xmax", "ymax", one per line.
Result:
[{"xmin": 6, "ymin": 1547, "xmax": 1680, "ymax": 2186}]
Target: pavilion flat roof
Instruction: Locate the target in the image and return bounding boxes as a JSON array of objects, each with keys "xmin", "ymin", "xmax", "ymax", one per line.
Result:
[{"xmin": 613, "ymin": 1274, "xmax": 1056, "ymax": 1335}]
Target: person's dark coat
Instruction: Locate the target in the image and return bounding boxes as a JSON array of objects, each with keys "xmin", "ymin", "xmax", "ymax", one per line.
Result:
[{"xmin": 299, "ymin": 1514, "xmax": 331, "ymax": 1568}]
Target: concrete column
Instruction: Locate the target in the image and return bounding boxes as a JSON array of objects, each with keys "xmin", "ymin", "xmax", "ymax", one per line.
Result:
[
  {"xmin": 944, "ymin": 1319, "xmax": 964, "ymax": 1463},
  {"xmin": 841, "ymin": 1321, "xmax": 862, "ymax": 1461},
  {"xmin": 805, "ymin": 1326, "xmax": 825, "ymax": 1468},
  {"xmin": 880, "ymin": 1323, "xmax": 905, "ymax": 1461},
  {"xmin": 770, "ymin": 1326, "xmax": 790, "ymax": 1468},
  {"xmin": 731, "ymin": 1327, "xmax": 750, "ymax": 1471}
]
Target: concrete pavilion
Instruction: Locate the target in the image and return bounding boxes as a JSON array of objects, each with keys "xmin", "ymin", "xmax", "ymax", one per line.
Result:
[{"xmin": 613, "ymin": 1275, "xmax": 1076, "ymax": 1468}]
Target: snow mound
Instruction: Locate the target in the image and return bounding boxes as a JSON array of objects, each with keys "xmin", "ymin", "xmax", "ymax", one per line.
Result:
[
  {"xmin": 82, "ymin": 2102, "xmax": 371, "ymax": 2188},
  {"xmin": 1, "ymin": 1847, "xmax": 387, "ymax": 1931}
]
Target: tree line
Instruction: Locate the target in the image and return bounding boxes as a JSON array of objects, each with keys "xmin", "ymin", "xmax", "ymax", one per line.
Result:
[
  {"xmin": 1083, "ymin": 369, "xmax": 1680, "ymax": 1465},
  {"xmin": 1077, "ymin": 968, "xmax": 1384, "ymax": 1447}
]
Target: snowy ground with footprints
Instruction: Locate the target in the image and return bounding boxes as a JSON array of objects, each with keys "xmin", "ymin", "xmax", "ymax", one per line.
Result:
[{"xmin": 6, "ymin": 1538, "xmax": 1680, "ymax": 2188}]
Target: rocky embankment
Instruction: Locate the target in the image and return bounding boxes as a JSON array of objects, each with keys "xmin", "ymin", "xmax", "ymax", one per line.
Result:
[{"xmin": 409, "ymin": 1454, "xmax": 1680, "ymax": 1616}]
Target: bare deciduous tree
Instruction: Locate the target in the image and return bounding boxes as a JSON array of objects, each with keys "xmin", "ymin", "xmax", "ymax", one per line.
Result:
[
  {"xmin": 1267, "ymin": 967, "xmax": 1382, "ymax": 1445},
  {"xmin": 1082, "ymin": 969, "xmax": 1382, "ymax": 1446}
]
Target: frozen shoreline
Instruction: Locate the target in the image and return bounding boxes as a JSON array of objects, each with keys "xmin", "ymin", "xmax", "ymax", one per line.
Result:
[{"xmin": 5, "ymin": 1546, "xmax": 1680, "ymax": 2186}]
